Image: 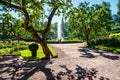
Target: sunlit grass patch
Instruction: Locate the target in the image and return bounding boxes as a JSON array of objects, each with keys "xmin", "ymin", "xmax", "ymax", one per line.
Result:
[{"xmin": 20, "ymin": 45, "xmax": 58, "ymax": 60}]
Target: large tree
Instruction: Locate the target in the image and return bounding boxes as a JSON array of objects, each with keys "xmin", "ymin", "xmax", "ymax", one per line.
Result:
[
  {"xmin": 0, "ymin": 0, "xmax": 72, "ymax": 58},
  {"xmin": 67, "ymin": 1, "xmax": 112, "ymax": 45}
]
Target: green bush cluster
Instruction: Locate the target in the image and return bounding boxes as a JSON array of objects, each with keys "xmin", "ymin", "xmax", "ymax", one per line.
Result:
[
  {"xmin": 0, "ymin": 40, "xmax": 28, "ymax": 56},
  {"xmin": 90, "ymin": 36, "xmax": 120, "ymax": 46},
  {"xmin": 89, "ymin": 36, "xmax": 120, "ymax": 53},
  {"xmin": 109, "ymin": 36, "xmax": 120, "ymax": 47}
]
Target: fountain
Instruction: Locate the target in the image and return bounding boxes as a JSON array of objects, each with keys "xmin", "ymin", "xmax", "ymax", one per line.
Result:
[
  {"xmin": 57, "ymin": 13, "xmax": 64, "ymax": 42},
  {"xmin": 57, "ymin": 20, "xmax": 62, "ymax": 40}
]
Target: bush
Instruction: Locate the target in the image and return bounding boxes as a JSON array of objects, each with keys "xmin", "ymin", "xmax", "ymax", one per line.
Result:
[
  {"xmin": 29, "ymin": 43, "xmax": 38, "ymax": 57},
  {"xmin": 13, "ymin": 44, "xmax": 28, "ymax": 51},
  {"xmin": 109, "ymin": 36, "xmax": 120, "ymax": 47},
  {"xmin": 90, "ymin": 36, "xmax": 120, "ymax": 47}
]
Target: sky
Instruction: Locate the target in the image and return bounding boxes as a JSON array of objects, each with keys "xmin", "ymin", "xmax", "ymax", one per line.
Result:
[{"xmin": 52, "ymin": 0, "xmax": 118, "ymax": 23}]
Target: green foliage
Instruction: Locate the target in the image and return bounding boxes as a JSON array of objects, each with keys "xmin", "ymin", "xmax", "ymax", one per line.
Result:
[
  {"xmin": 109, "ymin": 36, "xmax": 120, "ymax": 47},
  {"xmin": 117, "ymin": 0, "xmax": 120, "ymax": 15},
  {"xmin": 95, "ymin": 45, "xmax": 120, "ymax": 54},
  {"xmin": 0, "ymin": 40, "xmax": 28, "ymax": 56},
  {"xmin": 47, "ymin": 23, "xmax": 57, "ymax": 40},
  {"xmin": 66, "ymin": 1, "xmax": 112, "ymax": 45},
  {"xmin": 89, "ymin": 26, "xmax": 120, "ymax": 53},
  {"xmin": 28, "ymin": 43, "xmax": 38, "ymax": 57},
  {"xmin": 0, "ymin": 40, "xmax": 58, "ymax": 60},
  {"xmin": 113, "ymin": 0, "xmax": 120, "ymax": 26},
  {"xmin": 0, "ymin": 0, "xmax": 72, "ymax": 40}
]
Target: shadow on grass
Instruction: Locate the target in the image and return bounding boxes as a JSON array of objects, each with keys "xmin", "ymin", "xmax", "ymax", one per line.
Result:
[
  {"xmin": 0, "ymin": 56, "xmax": 55, "ymax": 80},
  {"xmin": 78, "ymin": 47, "xmax": 119, "ymax": 60},
  {"xmin": 54, "ymin": 65, "xmax": 109, "ymax": 80}
]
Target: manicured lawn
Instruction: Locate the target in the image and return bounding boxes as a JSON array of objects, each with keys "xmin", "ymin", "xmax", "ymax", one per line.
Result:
[{"xmin": 21, "ymin": 45, "xmax": 57, "ymax": 60}]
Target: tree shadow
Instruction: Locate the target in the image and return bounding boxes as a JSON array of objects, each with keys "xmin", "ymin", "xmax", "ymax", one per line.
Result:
[
  {"xmin": 0, "ymin": 56, "xmax": 19, "ymax": 62},
  {"xmin": 79, "ymin": 47, "xmax": 95, "ymax": 58},
  {"xmin": 54, "ymin": 65, "xmax": 109, "ymax": 80},
  {"xmin": 0, "ymin": 57, "xmax": 55, "ymax": 80},
  {"xmin": 78, "ymin": 47, "xmax": 119, "ymax": 60}
]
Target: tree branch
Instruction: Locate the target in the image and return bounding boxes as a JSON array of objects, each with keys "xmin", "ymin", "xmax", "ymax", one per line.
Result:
[
  {"xmin": 0, "ymin": 0, "xmax": 29, "ymax": 29},
  {"xmin": 11, "ymin": 32, "xmax": 36, "ymax": 42},
  {"xmin": 43, "ymin": 7, "xmax": 58, "ymax": 34}
]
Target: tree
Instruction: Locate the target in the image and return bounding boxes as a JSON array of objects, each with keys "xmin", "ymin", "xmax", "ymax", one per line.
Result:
[
  {"xmin": 114, "ymin": 0, "xmax": 120, "ymax": 26},
  {"xmin": 67, "ymin": 1, "xmax": 112, "ymax": 45},
  {"xmin": 0, "ymin": 0, "xmax": 72, "ymax": 58},
  {"xmin": 0, "ymin": 13, "xmax": 13, "ymax": 39},
  {"xmin": 118, "ymin": 0, "xmax": 120, "ymax": 15},
  {"xmin": 47, "ymin": 22, "xmax": 57, "ymax": 40}
]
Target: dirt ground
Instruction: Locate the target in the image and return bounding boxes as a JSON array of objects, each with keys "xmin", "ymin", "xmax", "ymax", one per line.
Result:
[{"xmin": 0, "ymin": 43, "xmax": 120, "ymax": 80}]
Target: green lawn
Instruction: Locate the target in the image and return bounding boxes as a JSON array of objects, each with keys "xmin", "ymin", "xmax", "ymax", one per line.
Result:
[{"xmin": 21, "ymin": 45, "xmax": 57, "ymax": 60}]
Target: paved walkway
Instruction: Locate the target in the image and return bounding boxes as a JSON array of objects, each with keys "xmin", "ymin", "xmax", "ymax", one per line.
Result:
[{"xmin": 0, "ymin": 43, "xmax": 120, "ymax": 80}]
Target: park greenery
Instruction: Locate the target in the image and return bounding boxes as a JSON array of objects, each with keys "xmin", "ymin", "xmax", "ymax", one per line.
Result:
[
  {"xmin": 0, "ymin": 0, "xmax": 120, "ymax": 59},
  {"xmin": 0, "ymin": 40, "xmax": 57, "ymax": 60},
  {"xmin": 0, "ymin": 0, "xmax": 72, "ymax": 58}
]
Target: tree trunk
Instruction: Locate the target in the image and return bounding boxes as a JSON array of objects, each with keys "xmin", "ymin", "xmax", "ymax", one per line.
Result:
[
  {"xmin": 84, "ymin": 33, "xmax": 89, "ymax": 45},
  {"xmin": 41, "ymin": 42, "xmax": 52, "ymax": 58},
  {"xmin": 32, "ymin": 32, "xmax": 52, "ymax": 58}
]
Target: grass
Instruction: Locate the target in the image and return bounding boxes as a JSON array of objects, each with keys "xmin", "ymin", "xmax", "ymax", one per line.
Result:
[{"xmin": 20, "ymin": 45, "xmax": 57, "ymax": 60}]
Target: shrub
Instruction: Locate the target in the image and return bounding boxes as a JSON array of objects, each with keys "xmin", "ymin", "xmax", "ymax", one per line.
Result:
[
  {"xmin": 13, "ymin": 44, "xmax": 28, "ymax": 51},
  {"xmin": 29, "ymin": 43, "xmax": 38, "ymax": 57},
  {"xmin": 109, "ymin": 36, "xmax": 120, "ymax": 47}
]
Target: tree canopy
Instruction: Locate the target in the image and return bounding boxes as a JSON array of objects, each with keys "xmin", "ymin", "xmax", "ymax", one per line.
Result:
[
  {"xmin": 0, "ymin": 0, "xmax": 72, "ymax": 57},
  {"xmin": 66, "ymin": 1, "xmax": 112, "ymax": 45}
]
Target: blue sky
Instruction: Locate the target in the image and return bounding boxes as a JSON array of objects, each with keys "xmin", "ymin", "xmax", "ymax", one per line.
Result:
[{"xmin": 52, "ymin": 0, "xmax": 118, "ymax": 23}]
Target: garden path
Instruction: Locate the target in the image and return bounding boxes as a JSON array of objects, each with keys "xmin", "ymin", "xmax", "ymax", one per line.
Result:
[
  {"xmin": 28, "ymin": 43, "xmax": 120, "ymax": 80},
  {"xmin": 0, "ymin": 43, "xmax": 120, "ymax": 80}
]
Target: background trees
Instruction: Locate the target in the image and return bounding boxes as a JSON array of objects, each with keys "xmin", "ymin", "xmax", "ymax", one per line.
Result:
[{"xmin": 66, "ymin": 1, "xmax": 112, "ymax": 45}]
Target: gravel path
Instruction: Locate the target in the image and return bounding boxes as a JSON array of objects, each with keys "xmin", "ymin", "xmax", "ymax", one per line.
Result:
[{"xmin": 0, "ymin": 43, "xmax": 120, "ymax": 80}]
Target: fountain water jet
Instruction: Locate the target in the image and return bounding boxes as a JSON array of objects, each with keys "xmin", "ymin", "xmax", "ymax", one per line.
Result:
[
  {"xmin": 57, "ymin": 21, "xmax": 62, "ymax": 40},
  {"xmin": 57, "ymin": 13, "xmax": 64, "ymax": 41}
]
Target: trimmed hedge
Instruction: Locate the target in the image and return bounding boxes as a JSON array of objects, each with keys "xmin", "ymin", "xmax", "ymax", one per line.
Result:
[{"xmin": 47, "ymin": 40, "xmax": 83, "ymax": 43}]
